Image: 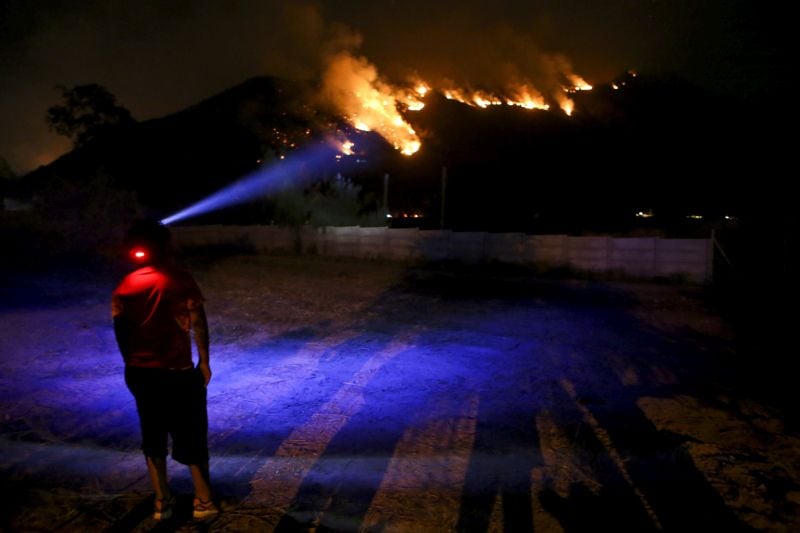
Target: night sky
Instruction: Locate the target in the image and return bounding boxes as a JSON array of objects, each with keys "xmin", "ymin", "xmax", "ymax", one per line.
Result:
[{"xmin": 0, "ymin": 0, "xmax": 789, "ymax": 175}]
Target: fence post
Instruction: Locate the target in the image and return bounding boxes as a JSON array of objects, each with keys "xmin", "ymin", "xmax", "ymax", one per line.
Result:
[
  {"xmin": 383, "ymin": 173, "xmax": 390, "ymax": 221},
  {"xmin": 706, "ymin": 229, "xmax": 715, "ymax": 282}
]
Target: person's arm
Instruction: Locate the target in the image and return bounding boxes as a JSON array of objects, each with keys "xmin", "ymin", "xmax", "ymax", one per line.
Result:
[{"xmin": 190, "ymin": 305, "xmax": 211, "ymax": 386}]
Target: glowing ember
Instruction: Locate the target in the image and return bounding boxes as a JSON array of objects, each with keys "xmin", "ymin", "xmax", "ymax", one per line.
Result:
[{"xmin": 329, "ymin": 132, "xmax": 356, "ymax": 159}]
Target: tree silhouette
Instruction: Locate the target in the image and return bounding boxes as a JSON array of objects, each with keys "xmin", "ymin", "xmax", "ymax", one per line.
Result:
[
  {"xmin": 46, "ymin": 84, "xmax": 135, "ymax": 147},
  {"xmin": 0, "ymin": 157, "xmax": 15, "ymax": 181}
]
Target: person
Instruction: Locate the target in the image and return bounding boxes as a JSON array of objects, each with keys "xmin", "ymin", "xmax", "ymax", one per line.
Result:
[{"xmin": 112, "ymin": 219, "xmax": 218, "ymax": 520}]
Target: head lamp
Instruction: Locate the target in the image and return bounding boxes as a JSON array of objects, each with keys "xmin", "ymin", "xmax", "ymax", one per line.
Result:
[{"xmin": 129, "ymin": 247, "xmax": 149, "ymax": 263}]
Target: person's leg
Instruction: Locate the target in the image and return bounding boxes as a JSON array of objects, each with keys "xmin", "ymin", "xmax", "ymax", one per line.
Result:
[
  {"xmin": 171, "ymin": 368, "xmax": 217, "ymax": 517},
  {"xmin": 126, "ymin": 367, "xmax": 173, "ymax": 519},
  {"xmin": 148, "ymin": 455, "xmax": 175, "ymax": 519},
  {"xmin": 146, "ymin": 456, "xmax": 171, "ymax": 500},
  {"xmin": 190, "ymin": 462, "xmax": 219, "ymax": 517},
  {"xmin": 189, "ymin": 463, "xmax": 212, "ymax": 501}
]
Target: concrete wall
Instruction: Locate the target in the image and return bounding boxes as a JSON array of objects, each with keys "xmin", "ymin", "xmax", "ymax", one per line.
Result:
[{"xmin": 172, "ymin": 225, "xmax": 712, "ymax": 283}]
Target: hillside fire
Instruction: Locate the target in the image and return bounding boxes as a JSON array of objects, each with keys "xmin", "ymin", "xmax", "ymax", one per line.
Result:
[{"xmin": 322, "ymin": 51, "xmax": 593, "ymax": 157}]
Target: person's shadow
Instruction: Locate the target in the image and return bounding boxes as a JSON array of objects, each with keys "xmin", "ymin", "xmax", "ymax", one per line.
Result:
[
  {"xmin": 455, "ymin": 393, "xmax": 540, "ymax": 532},
  {"xmin": 266, "ymin": 270, "xmax": 754, "ymax": 532},
  {"xmin": 529, "ymin": 283, "xmax": 753, "ymax": 532}
]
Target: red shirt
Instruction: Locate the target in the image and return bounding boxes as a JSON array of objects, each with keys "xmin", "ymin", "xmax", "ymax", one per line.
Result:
[{"xmin": 112, "ymin": 265, "xmax": 204, "ymax": 369}]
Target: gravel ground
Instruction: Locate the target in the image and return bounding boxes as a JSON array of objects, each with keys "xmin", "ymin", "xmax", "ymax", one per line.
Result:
[{"xmin": 1, "ymin": 253, "xmax": 798, "ymax": 532}]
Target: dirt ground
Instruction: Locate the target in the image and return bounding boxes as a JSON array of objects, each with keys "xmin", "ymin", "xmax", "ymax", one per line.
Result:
[{"xmin": 1, "ymin": 252, "xmax": 798, "ymax": 532}]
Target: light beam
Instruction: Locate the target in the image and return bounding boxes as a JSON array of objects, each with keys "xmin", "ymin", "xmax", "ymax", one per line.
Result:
[{"xmin": 161, "ymin": 142, "xmax": 340, "ymax": 226}]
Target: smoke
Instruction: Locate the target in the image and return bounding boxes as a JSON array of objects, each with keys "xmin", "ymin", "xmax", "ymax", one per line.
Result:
[
  {"xmin": 337, "ymin": 5, "xmax": 596, "ymax": 95},
  {"xmin": 308, "ymin": 8, "xmax": 608, "ymax": 155},
  {"xmin": 309, "ymin": 6, "xmax": 595, "ymax": 129},
  {"xmin": 314, "ymin": 25, "xmax": 422, "ymax": 155}
]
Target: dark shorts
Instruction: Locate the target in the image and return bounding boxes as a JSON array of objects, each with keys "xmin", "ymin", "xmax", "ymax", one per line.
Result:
[{"xmin": 125, "ymin": 366, "xmax": 209, "ymax": 465}]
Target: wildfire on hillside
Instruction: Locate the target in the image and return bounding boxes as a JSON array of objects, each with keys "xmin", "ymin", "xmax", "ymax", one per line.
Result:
[{"xmin": 320, "ymin": 51, "xmax": 595, "ymax": 156}]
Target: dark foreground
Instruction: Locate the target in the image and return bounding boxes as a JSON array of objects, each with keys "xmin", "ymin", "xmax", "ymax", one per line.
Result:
[{"xmin": 1, "ymin": 255, "xmax": 798, "ymax": 531}]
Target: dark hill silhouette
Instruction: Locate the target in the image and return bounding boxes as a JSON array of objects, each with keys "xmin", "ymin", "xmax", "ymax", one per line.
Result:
[
  {"xmin": 23, "ymin": 76, "xmax": 348, "ymax": 214},
  {"xmin": 20, "ymin": 72, "xmax": 783, "ymax": 230}
]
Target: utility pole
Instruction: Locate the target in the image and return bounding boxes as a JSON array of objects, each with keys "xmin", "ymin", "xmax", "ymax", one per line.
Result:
[{"xmin": 383, "ymin": 173, "xmax": 390, "ymax": 222}]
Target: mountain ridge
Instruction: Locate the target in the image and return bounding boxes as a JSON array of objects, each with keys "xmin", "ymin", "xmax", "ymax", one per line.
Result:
[{"xmin": 19, "ymin": 71, "xmax": 784, "ymax": 229}]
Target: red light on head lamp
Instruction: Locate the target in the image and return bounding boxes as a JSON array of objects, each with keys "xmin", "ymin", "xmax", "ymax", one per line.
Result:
[{"xmin": 130, "ymin": 247, "xmax": 149, "ymax": 262}]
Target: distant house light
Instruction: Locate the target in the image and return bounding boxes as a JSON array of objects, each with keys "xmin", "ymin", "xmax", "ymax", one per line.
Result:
[
  {"xmin": 686, "ymin": 214, "xmax": 703, "ymax": 220},
  {"xmin": 635, "ymin": 210, "xmax": 654, "ymax": 218}
]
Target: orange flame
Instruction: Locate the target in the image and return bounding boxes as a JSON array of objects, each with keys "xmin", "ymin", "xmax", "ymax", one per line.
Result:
[
  {"xmin": 397, "ymin": 80, "xmax": 430, "ymax": 110},
  {"xmin": 443, "ymin": 87, "xmax": 470, "ymax": 105},
  {"xmin": 507, "ymin": 83, "xmax": 550, "ymax": 110},
  {"xmin": 333, "ymin": 137, "xmax": 355, "ymax": 160},
  {"xmin": 567, "ymin": 74, "xmax": 593, "ymax": 92},
  {"xmin": 556, "ymin": 93, "xmax": 575, "ymax": 116},
  {"xmin": 321, "ymin": 52, "xmax": 421, "ymax": 156},
  {"xmin": 340, "ymin": 139, "xmax": 354, "ymax": 155},
  {"xmin": 441, "ymin": 79, "xmax": 583, "ymax": 113},
  {"xmin": 320, "ymin": 52, "xmax": 593, "ymax": 154}
]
